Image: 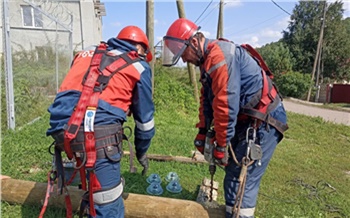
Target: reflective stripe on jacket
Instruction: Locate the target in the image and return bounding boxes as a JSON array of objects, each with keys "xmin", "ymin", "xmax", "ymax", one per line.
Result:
[{"xmin": 197, "ymin": 39, "xmax": 286, "ymax": 146}]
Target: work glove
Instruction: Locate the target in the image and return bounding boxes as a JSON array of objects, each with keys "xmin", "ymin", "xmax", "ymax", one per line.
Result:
[
  {"xmin": 136, "ymin": 153, "xmax": 149, "ymax": 176},
  {"xmin": 194, "ymin": 128, "xmax": 207, "ymax": 154},
  {"xmin": 213, "ymin": 145, "xmax": 229, "ymax": 166}
]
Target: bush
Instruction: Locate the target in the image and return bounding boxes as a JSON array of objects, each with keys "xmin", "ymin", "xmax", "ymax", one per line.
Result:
[
  {"xmin": 1, "ymin": 46, "xmax": 70, "ymax": 130},
  {"xmin": 153, "ymin": 65, "xmax": 198, "ymax": 113},
  {"xmin": 275, "ymin": 71, "xmax": 312, "ymax": 98}
]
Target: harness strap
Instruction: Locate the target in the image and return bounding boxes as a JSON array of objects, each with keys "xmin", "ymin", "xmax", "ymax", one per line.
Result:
[
  {"xmin": 241, "ymin": 44, "xmax": 273, "ymax": 78},
  {"xmin": 65, "ymin": 169, "xmax": 78, "ymax": 186},
  {"xmin": 240, "ymin": 104, "xmax": 288, "ymax": 134},
  {"xmin": 64, "ymin": 44, "xmax": 106, "ymax": 217},
  {"xmin": 53, "ymin": 124, "xmax": 123, "ymax": 148},
  {"xmin": 238, "ymin": 44, "xmax": 288, "ymax": 134},
  {"xmin": 64, "ymin": 43, "xmax": 108, "ymax": 159},
  {"xmin": 79, "ymin": 193, "xmax": 89, "ymax": 218},
  {"xmin": 38, "ymin": 172, "xmax": 55, "ymax": 218},
  {"xmin": 64, "ymin": 186, "xmax": 73, "ymax": 218},
  {"xmin": 63, "ymin": 43, "xmax": 141, "ymax": 217},
  {"xmin": 256, "ymin": 71, "xmax": 276, "ymax": 114},
  {"xmin": 55, "ymin": 147, "xmax": 65, "ymax": 195}
]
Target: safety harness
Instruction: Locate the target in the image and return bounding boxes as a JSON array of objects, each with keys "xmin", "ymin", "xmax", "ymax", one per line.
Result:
[
  {"xmin": 234, "ymin": 43, "xmax": 288, "ymax": 217},
  {"xmin": 239, "ymin": 44, "xmax": 288, "ymax": 133},
  {"xmin": 204, "ymin": 40, "xmax": 288, "ymax": 218},
  {"xmin": 39, "ymin": 42, "xmax": 141, "ymax": 218},
  {"xmin": 234, "ymin": 44, "xmax": 288, "ymax": 218}
]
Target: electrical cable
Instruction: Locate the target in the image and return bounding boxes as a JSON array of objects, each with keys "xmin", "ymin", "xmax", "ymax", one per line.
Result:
[
  {"xmin": 225, "ymin": 13, "xmax": 284, "ymax": 37},
  {"xmin": 196, "ymin": 2, "xmax": 220, "ymax": 28},
  {"xmin": 271, "ymin": 0, "xmax": 291, "ymax": 15},
  {"xmin": 194, "ymin": 0, "xmax": 214, "ymax": 24}
]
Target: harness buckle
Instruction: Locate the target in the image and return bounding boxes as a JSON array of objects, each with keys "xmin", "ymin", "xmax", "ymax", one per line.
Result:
[{"xmin": 93, "ymin": 82, "xmax": 107, "ymax": 93}]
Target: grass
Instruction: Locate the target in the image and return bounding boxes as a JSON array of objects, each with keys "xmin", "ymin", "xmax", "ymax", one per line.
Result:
[
  {"xmin": 320, "ymin": 103, "xmax": 350, "ymax": 112},
  {"xmin": 1, "ymin": 66, "xmax": 350, "ymax": 218}
]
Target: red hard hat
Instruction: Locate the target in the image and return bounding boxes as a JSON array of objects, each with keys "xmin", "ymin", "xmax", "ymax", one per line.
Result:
[
  {"xmin": 165, "ymin": 18, "xmax": 199, "ymax": 41},
  {"xmin": 117, "ymin": 26, "xmax": 153, "ymax": 62},
  {"xmin": 162, "ymin": 18, "xmax": 200, "ymax": 66}
]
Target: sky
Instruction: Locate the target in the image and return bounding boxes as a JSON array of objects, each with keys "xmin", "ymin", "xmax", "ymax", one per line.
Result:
[{"xmin": 101, "ymin": 0, "xmax": 350, "ymax": 48}]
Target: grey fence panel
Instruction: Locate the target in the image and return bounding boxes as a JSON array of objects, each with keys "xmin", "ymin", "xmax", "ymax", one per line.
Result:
[{"xmin": 2, "ymin": 0, "xmax": 73, "ymax": 130}]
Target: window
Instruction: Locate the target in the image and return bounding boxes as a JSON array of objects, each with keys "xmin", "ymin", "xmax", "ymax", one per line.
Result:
[{"xmin": 21, "ymin": 5, "xmax": 43, "ymax": 28}]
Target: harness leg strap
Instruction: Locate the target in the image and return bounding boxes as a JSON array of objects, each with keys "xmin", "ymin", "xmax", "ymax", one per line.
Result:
[{"xmin": 55, "ymin": 147, "xmax": 65, "ymax": 195}]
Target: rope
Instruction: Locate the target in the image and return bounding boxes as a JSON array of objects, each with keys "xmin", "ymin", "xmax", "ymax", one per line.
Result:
[{"xmin": 228, "ymin": 144, "xmax": 254, "ymax": 218}]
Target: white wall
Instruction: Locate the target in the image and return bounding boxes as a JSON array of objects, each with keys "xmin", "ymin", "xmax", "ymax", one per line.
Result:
[{"xmin": 0, "ymin": 0, "xmax": 104, "ymax": 54}]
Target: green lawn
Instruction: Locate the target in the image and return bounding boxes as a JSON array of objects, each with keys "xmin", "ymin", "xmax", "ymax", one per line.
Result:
[{"xmin": 2, "ymin": 68, "xmax": 350, "ymax": 218}]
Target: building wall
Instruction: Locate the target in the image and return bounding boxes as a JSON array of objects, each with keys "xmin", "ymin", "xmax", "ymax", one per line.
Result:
[{"xmin": 0, "ymin": 0, "xmax": 105, "ymax": 54}]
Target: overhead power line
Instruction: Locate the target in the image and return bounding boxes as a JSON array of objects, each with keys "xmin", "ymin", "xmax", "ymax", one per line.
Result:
[
  {"xmin": 226, "ymin": 13, "xmax": 284, "ymax": 37},
  {"xmin": 194, "ymin": 0, "xmax": 214, "ymax": 24},
  {"xmin": 271, "ymin": 0, "xmax": 291, "ymax": 15},
  {"xmin": 196, "ymin": 2, "xmax": 220, "ymax": 28}
]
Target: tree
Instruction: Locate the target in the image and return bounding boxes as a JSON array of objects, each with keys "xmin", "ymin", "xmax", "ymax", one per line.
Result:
[
  {"xmin": 282, "ymin": 1, "xmax": 350, "ymax": 80},
  {"xmin": 257, "ymin": 41, "xmax": 294, "ymax": 78},
  {"xmin": 344, "ymin": 17, "xmax": 350, "ymax": 34},
  {"xmin": 282, "ymin": 1, "xmax": 324, "ymax": 75},
  {"xmin": 322, "ymin": 6, "xmax": 350, "ymax": 80}
]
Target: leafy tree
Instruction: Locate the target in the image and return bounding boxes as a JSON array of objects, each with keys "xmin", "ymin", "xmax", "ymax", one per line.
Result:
[
  {"xmin": 257, "ymin": 41, "xmax": 294, "ymax": 78},
  {"xmin": 322, "ymin": 2, "xmax": 350, "ymax": 80},
  {"xmin": 344, "ymin": 17, "xmax": 350, "ymax": 34},
  {"xmin": 282, "ymin": 1, "xmax": 350, "ymax": 81},
  {"xmin": 282, "ymin": 1, "xmax": 324, "ymax": 74}
]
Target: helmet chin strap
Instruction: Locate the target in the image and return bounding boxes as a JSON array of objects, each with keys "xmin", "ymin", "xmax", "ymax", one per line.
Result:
[
  {"xmin": 188, "ymin": 34, "xmax": 204, "ymax": 66},
  {"xmin": 138, "ymin": 53, "xmax": 146, "ymax": 60}
]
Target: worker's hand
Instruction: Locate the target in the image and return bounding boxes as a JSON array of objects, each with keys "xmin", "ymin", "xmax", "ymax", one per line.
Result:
[
  {"xmin": 213, "ymin": 145, "xmax": 229, "ymax": 166},
  {"xmin": 136, "ymin": 153, "xmax": 149, "ymax": 176},
  {"xmin": 194, "ymin": 128, "xmax": 207, "ymax": 154}
]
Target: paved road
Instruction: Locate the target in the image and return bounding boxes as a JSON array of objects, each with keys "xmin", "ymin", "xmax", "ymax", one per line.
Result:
[{"xmin": 283, "ymin": 98, "xmax": 350, "ymax": 126}]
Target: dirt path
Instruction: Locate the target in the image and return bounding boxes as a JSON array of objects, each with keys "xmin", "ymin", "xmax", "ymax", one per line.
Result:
[{"xmin": 282, "ymin": 98, "xmax": 350, "ymax": 126}]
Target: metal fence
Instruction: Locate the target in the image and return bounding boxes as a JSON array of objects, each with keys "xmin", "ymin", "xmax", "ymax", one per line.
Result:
[{"xmin": 2, "ymin": 0, "xmax": 73, "ymax": 130}]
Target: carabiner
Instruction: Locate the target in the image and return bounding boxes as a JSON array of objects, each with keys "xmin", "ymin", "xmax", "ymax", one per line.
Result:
[{"xmin": 245, "ymin": 127, "xmax": 256, "ymax": 142}]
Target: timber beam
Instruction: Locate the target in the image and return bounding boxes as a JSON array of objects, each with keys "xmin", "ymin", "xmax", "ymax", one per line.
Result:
[{"xmin": 1, "ymin": 176, "xmax": 225, "ymax": 218}]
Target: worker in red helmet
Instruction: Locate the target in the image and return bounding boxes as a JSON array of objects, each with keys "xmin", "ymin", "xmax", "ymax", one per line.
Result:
[
  {"xmin": 163, "ymin": 18, "xmax": 288, "ymax": 218},
  {"xmin": 46, "ymin": 25, "xmax": 155, "ymax": 218}
]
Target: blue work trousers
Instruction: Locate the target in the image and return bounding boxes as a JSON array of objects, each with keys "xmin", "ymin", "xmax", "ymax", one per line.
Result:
[
  {"xmin": 224, "ymin": 104, "xmax": 287, "ymax": 218},
  {"xmin": 88, "ymin": 154, "xmax": 124, "ymax": 218}
]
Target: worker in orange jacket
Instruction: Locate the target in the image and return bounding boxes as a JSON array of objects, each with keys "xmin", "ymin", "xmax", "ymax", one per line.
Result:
[
  {"xmin": 47, "ymin": 26, "xmax": 155, "ymax": 218},
  {"xmin": 162, "ymin": 18, "xmax": 288, "ymax": 218}
]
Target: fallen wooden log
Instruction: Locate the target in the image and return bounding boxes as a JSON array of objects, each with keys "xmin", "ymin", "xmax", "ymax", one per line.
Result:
[
  {"xmin": 1, "ymin": 177, "xmax": 225, "ymax": 218},
  {"xmin": 123, "ymin": 150, "xmax": 207, "ymax": 164}
]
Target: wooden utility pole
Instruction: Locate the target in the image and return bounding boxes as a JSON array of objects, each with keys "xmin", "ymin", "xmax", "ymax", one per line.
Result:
[
  {"xmin": 307, "ymin": 1, "xmax": 327, "ymax": 102},
  {"xmin": 315, "ymin": 46, "xmax": 323, "ymax": 102},
  {"xmin": 216, "ymin": 0, "xmax": 224, "ymax": 38},
  {"xmin": 146, "ymin": 0, "xmax": 155, "ymax": 96},
  {"xmin": 176, "ymin": 0, "xmax": 200, "ymax": 104}
]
